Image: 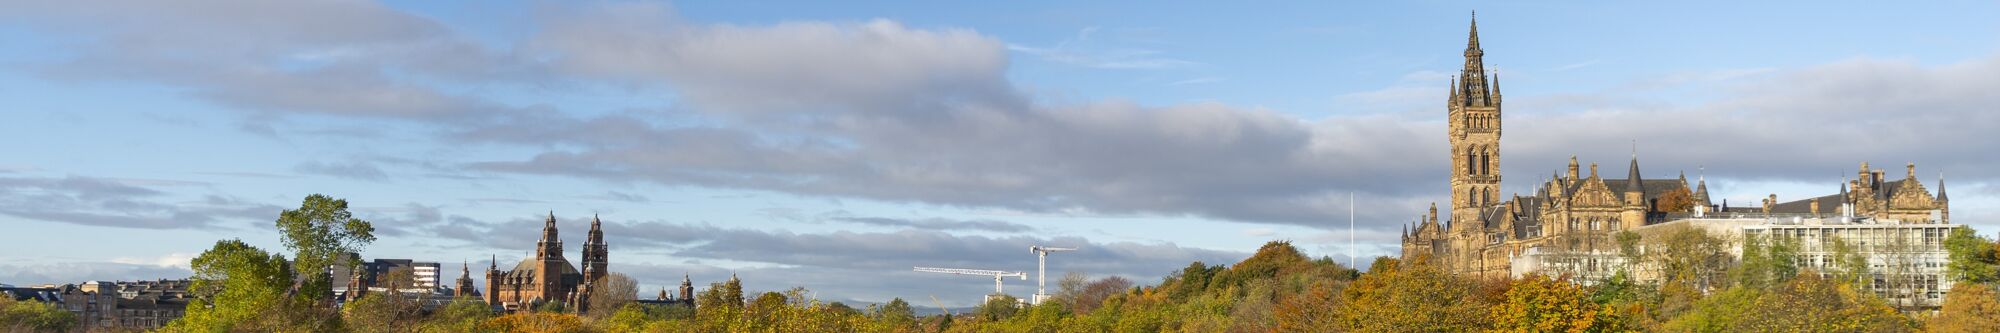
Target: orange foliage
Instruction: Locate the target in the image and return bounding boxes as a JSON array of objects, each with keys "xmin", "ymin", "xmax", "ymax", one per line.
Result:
[{"xmin": 480, "ymin": 312, "xmax": 588, "ymax": 333}]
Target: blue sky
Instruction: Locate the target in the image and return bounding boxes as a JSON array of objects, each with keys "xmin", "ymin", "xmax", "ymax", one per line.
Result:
[{"xmin": 3, "ymin": 0, "xmax": 1998, "ymax": 306}]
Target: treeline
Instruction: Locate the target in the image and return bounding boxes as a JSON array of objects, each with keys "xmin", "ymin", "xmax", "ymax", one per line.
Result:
[{"xmin": 7, "ymin": 194, "xmax": 2000, "ymax": 332}]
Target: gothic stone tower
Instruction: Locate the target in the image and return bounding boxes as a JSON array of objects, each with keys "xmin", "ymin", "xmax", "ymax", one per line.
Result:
[{"xmin": 1448, "ymin": 14, "xmax": 1502, "ymax": 233}]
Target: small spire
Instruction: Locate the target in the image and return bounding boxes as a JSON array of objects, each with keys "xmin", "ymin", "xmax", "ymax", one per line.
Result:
[
  {"xmin": 1938, "ymin": 171, "xmax": 1948, "ymax": 202},
  {"xmin": 1627, "ymin": 146, "xmax": 1644, "ymax": 193}
]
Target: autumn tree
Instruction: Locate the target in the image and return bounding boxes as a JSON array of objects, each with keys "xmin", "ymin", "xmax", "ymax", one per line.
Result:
[
  {"xmin": 1670, "ymin": 273, "xmax": 1910, "ymax": 332},
  {"xmin": 1928, "ymin": 282, "xmax": 2000, "ymax": 332},
  {"xmin": 1654, "ymin": 186, "xmax": 1695, "ymax": 213},
  {"xmin": 275, "ymin": 194, "xmax": 376, "ymax": 303},
  {"xmin": 586, "ymin": 273, "xmax": 640, "ymax": 318},
  {"xmin": 1489, "ymin": 274, "xmax": 1625, "ymax": 333},
  {"xmin": 480, "ymin": 312, "xmax": 587, "ymax": 333},
  {"xmin": 1072, "ymin": 275, "xmax": 1132, "ymax": 315},
  {"xmin": 414, "ymin": 298, "xmax": 494, "ymax": 333},
  {"xmin": 341, "ymin": 291, "xmax": 423, "ymax": 333},
  {"xmin": 1272, "ymin": 280, "xmax": 1340, "ymax": 332},
  {"xmin": 1333, "ymin": 256, "xmax": 1489, "ymax": 332}
]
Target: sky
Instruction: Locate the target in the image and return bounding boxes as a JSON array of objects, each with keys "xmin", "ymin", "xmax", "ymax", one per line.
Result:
[{"xmin": 3, "ymin": 0, "xmax": 1999, "ymax": 307}]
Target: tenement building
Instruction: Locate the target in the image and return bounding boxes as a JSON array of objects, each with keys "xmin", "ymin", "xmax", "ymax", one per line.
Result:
[
  {"xmin": 1399, "ymin": 16, "xmax": 1958, "ymax": 308},
  {"xmin": 486, "ymin": 212, "xmax": 610, "ymax": 312},
  {"xmin": 1, "ymin": 279, "xmax": 193, "ymax": 330}
]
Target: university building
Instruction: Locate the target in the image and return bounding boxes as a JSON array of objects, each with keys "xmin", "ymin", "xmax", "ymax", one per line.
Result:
[{"xmin": 1399, "ymin": 16, "xmax": 1959, "ymax": 308}]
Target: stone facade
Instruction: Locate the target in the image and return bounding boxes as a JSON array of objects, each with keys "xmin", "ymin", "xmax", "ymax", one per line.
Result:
[
  {"xmin": 484, "ymin": 212, "xmax": 610, "ymax": 312},
  {"xmin": 1400, "ymin": 16, "xmax": 1952, "ymax": 280},
  {"xmin": 2, "ymin": 279, "xmax": 192, "ymax": 331}
]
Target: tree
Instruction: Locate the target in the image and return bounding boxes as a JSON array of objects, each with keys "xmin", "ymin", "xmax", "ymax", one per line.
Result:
[
  {"xmin": 415, "ymin": 297, "xmax": 495, "ymax": 333},
  {"xmin": 1654, "ymin": 186, "xmax": 1695, "ymax": 213},
  {"xmin": 1944, "ymin": 227, "xmax": 1998, "ymax": 283},
  {"xmin": 1736, "ymin": 274, "xmax": 1910, "ymax": 332},
  {"xmin": 0, "ymin": 296, "xmax": 78, "ymax": 332},
  {"xmin": 1272, "ymin": 280, "xmax": 1340, "ymax": 332},
  {"xmin": 586, "ymin": 273, "xmax": 640, "ymax": 318},
  {"xmin": 1054, "ymin": 271, "xmax": 1088, "ymax": 307},
  {"xmin": 1073, "ymin": 275, "xmax": 1131, "ymax": 315},
  {"xmin": 1669, "ymin": 273, "xmax": 1910, "ymax": 332},
  {"xmin": 874, "ymin": 298, "xmax": 916, "ymax": 329},
  {"xmin": 1333, "ymin": 256, "xmax": 1490, "ymax": 332},
  {"xmin": 376, "ymin": 266, "xmax": 415, "ymax": 289},
  {"xmin": 1489, "ymin": 274, "xmax": 1624, "ymax": 333},
  {"xmin": 1929, "ymin": 282, "xmax": 2000, "ymax": 332},
  {"xmin": 480, "ymin": 312, "xmax": 586, "ymax": 333},
  {"xmin": 975, "ymin": 295, "xmax": 1021, "ymax": 322},
  {"xmin": 275, "ymin": 194, "xmax": 376, "ymax": 303},
  {"xmin": 1645, "ymin": 224, "xmax": 1733, "ymax": 291},
  {"xmin": 1731, "ymin": 233, "xmax": 1800, "ymax": 289},
  {"xmin": 166, "ymin": 239, "xmax": 299, "ymax": 332},
  {"xmin": 342, "ymin": 291, "xmax": 422, "ymax": 333}
]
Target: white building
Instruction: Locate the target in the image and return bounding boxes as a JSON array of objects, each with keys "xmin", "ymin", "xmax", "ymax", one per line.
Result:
[{"xmin": 1513, "ymin": 213, "xmax": 1961, "ymax": 308}]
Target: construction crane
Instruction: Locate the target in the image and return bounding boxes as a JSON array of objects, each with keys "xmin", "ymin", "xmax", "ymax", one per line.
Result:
[
  {"xmin": 914, "ymin": 267, "xmax": 1026, "ymax": 302},
  {"xmin": 1029, "ymin": 246, "xmax": 1077, "ymax": 305}
]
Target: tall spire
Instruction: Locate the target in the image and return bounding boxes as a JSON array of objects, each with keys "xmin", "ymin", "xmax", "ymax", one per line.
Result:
[
  {"xmin": 1454, "ymin": 12, "xmax": 1491, "ymax": 107},
  {"xmin": 1467, "ymin": 11, "xmax": 1481, "ymax": 54}
]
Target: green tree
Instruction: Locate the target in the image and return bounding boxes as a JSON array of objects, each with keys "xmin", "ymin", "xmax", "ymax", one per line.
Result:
[
  {"xmin": 974, "ymin": 295, "xmax": 1021, "ymax": 322},
  {"xmin": 0, "ymin": 296, "xmax": 78, "ymax": 332},
  {"xmin": 1826, "ymin": 237, "xmax": 1871, "ymax": 286},
  {"xmin": 1646, "ymin": 225, "xmax": 1733, "ymax": 291},
  {"xmin": 1731, "ymin": 233, "xmax": 1800, "ymax": 289},
  {"xmin": 873, "ymin": 297, "xmax": 917, "ymax": 329},
  {"xmin": 275, "ymin": 194, "xmax": 376, "ymax": 303},
  {"xmin": 1944, "ymin": 227, "xmax": 1999, "ymax": 283},
  {"xmin": 165, "ymin": 239, "xmax": 297, "ymax": 332}
]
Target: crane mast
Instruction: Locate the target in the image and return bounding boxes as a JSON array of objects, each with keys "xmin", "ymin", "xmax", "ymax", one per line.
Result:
[{"xmin": 1029, "ymin": 246, "xmax": 1077, "ymax": 305}]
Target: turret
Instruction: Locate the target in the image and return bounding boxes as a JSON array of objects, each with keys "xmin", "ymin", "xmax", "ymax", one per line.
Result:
[
  {"xmin": 582, "ymin": 214, "xmax": 608, "ymax": 284},
  {"xmin": 1567, "ymin": 155, "xmax": 1580, "ymax": 180},
  {"xmin": 537, "ymin": 212, "xmax": 561, "ymax": 259},
  {"xmin": 680, "ymin": 274, "xmax": 695, "ymax": 301}
]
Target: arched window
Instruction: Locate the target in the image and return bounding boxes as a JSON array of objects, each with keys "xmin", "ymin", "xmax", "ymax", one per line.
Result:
[
  {"xmin": 1479, "ymin": 148, "xmax": 1491, "ymax": 175},
  {"xmin": 1465, "ymin": 148, "xmax": 1476, "ymax": 175}
]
